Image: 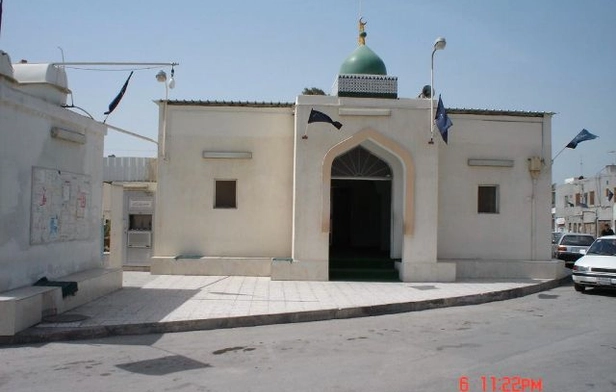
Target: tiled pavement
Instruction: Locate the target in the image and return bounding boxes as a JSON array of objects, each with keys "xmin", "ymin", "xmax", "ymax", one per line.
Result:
[{"xmin": 4, "ymin": 272, "xmax": 569, "ymax": 344}]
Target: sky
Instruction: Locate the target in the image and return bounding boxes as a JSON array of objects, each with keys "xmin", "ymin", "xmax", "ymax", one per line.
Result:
[{"xmin": 1, "ymin": 0, "xmax": 615, "ymax": 184}]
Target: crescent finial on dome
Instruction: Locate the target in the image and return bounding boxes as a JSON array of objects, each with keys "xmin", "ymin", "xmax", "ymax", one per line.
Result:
[{"xmin": 358, "ymin": 17, "xmax": 367, "ymax": 45}]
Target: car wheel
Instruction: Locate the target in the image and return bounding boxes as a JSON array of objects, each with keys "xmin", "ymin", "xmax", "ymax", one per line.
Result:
[{"xmin": 574, "ymin": 283, "xmax": 586, "ymax": 293}]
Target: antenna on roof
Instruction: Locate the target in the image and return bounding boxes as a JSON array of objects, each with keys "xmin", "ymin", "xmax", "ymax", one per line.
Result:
[{"xmin": 57, "ymin": 47, "xmax": 66, "ymax": 63}]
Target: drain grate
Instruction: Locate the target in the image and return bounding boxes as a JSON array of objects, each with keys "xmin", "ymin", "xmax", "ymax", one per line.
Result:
[{"xmin": 409, "ymin": 285, "xmax": 438, "ymax": 291}]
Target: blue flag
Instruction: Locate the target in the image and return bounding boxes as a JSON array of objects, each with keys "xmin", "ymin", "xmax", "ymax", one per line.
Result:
[
  {"xmin": 104, "ymin": 71, "xmax": 133, "ymax": 116},
  {"xmin": 566, "ymin": 129, "xmax": 597, "ymax": 149},
  {"xmin": 308, "ymin": 109, "xmax": 342, "ymax": 130},
  {"xmin": 435, "ymin": 95, "xmax": 453, "ymax": 144}
]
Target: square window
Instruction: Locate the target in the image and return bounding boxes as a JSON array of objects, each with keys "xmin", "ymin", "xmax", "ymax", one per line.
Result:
[
  {"xmin": 215, "ymin": 180, "xmax": 237, "ymax": 209},
  {"xmin": 478, "ymin": 185, "xmax": 499, "ymax": 214}
]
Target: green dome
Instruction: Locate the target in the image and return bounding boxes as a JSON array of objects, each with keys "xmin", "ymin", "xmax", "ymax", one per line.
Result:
[{"xmin": 339, "ymin": 45, "xmax": 387, "ymax": 76}]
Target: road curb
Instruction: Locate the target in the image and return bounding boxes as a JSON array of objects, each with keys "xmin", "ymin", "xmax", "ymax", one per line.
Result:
[{"xmin": 0, "ymin": 276, "xmax": 570, "ymax": 346}]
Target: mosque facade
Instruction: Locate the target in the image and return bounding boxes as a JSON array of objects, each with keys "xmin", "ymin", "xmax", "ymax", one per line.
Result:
[{"xmin": 150, "ymin": 21, "xmax": 562, "ymax": 282}]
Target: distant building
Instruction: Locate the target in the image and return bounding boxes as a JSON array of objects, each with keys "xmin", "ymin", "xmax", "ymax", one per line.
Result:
[
  {"xmin": 149, "ymin": 22, "xmax": 563, "ymax": 282},
  {"xmin": 102, "ymin": 157, "xmax": 157, "ymax": 268},
  {"xmin": 553, "ymin": 165, "xmax": 616, "ymax": 235}
]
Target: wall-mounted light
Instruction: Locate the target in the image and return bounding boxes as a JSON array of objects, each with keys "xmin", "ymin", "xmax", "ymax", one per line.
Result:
[
  {"xmin": 156, "ymin": 66, "xmax": 176, "ymax": 89},
  {"xmin": 202, "ymin": 151, "xmax": 252, "ymax": 159},
  {"xmin": 50, "ymin": 127, "xmax": 86, "ymax": 144},
  {"xmin": 168, "ymin": 66, "xmax": 175, "ymax": 89},
  {"xmin": 468, "ymin": 159, "xmax": 514, "ymax": 167}
]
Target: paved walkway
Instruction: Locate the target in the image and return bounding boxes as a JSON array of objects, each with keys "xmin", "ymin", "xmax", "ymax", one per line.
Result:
[{"xmin": 4, "ymin": 272, "xmax": 569, "ymax": 344}]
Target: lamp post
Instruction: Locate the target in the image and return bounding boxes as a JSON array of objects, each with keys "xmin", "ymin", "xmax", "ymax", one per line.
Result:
[
  {"xmin": 156, "ymin": 68, "xmax": 175, "ymax": 160},
  {"xmin": 429, "ymin": 37, "xmax": 446, "ymax": 144}
]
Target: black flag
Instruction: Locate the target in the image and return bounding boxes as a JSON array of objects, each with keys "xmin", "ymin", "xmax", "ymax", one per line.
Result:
[
  {"xmin": 435, "ymin": 95, "xmax": 453, "ymax": 144},
  {"xmin": 308, "ymin": 109, "xmax": 342, "ymax": 130},
  {"xmin": 104, "ymin": 71, "xmax": 133, "ymax": 115},
  {"xmin": 0, "ymin": 0, "xmax": 3, "ymax": 39},
  {"xmin": 565, "ymin": 129, "xmax": 598, "ymax": 149}
]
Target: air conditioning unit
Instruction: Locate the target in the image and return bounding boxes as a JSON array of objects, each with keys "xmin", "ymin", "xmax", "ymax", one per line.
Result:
[{"xmin": 127, "ymin": 231, "xmax": 151, "ymax": 248}]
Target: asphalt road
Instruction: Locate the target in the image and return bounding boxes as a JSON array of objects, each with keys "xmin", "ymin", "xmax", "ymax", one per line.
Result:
[{"xmin": 1, "ymin": 283, "xmax": 614, "ymax": 392}]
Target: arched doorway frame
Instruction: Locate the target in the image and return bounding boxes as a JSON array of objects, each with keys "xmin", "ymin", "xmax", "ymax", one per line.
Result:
[{"xmin": 321, "ymin": 129, "xmax": 415, "ymax": 254}]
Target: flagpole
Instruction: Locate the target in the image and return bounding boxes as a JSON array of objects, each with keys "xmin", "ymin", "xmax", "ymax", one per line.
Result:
[
  {"xmin": 551, "ymin": 145, "xmax": 568, "ymax": 164},
  {"xmin": 105, "ymin": 123, "xmax": 158, "ymax": 145}
]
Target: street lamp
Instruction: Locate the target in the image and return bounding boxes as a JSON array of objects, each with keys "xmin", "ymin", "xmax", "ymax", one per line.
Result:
[
  {"xmin": 429, "ymin": 37, "xmax": 446, "ymax": 144},
  {"xmin": 156, "ymin": 68, "xmax": 176, "ymax": 98},
  {"xmin": 156, "ymin": 67, "xmax": 175, "ymax": 159}
]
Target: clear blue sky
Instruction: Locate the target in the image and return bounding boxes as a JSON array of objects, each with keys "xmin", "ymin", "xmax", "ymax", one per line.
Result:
[{"xmin": 2, "ymin": 0, "xmax": 615, "ymax": 184}]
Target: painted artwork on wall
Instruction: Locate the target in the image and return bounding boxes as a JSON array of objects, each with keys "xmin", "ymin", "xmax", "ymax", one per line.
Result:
[{"xmin": 30, "ymin": 167, "xmax": 92, "ymax": 244}]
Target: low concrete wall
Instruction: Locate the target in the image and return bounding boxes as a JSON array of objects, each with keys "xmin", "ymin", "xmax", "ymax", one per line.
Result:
[
  {"xmin": 399, "ymin": 262, "xmax": 457, "ymax": 282},
  {"xmin": 449, "ymin": 259, "xmax": 570, "ymax": 280},
  {"xmin": 0, "ymin": 268, "xmax": 122, "ymax": 336},
  {"xmin": 150, "ymin": 257, "xmax": 568, "ymax": 281},
  {"xmin": 151, "ymin": 257, "xmax": 271, "ymax": 276},
  {"xmin": 271, "ymin": 258, "xmax": 328, "ymax": 281}
]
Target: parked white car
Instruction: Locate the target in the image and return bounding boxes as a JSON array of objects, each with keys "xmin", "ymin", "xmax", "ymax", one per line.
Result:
[
  {"xmin": 572, "ymin": 236, "xmax": 616, "ymax": 292},
  {"xmin": 552, "ymin": 233, "xmax": 595, "ymax": 267}
]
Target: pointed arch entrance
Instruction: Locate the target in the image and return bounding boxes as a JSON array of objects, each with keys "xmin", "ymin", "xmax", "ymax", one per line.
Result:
[
  {"xmin": 329, "ymin": 145, "xmax": 396, "ymax": 280},
  {"xmin": 321, "ymin": 129, "xmax": 415, "ymax": 281}
]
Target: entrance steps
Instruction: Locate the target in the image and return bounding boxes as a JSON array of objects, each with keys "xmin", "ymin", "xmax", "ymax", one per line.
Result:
[{"xmin": 329, "ymin": 256, "xmax": 400, "ymax": 282}]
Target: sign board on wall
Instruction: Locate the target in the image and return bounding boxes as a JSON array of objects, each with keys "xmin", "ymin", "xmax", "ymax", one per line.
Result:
[
  {"xmin": 30, "ymin": 167, "xmax": 92, "ymax": 244},
  {"xmin": 129, "ymin": 199, "xmax": 153, "ymax": 209}
]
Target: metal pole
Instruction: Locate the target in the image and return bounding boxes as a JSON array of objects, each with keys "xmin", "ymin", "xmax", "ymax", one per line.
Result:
[
  {"xmin": 161, "ymin": 84, "xmax": 169, "ymax": 160},
  {"xmin": 50, "ymin": 62, "xmax": 179, "ymax": 67},
  {"xmin": 429, "ymin": 49, "xmax": 436, "ymax": 144},
  {"xmin": 551, "ymin": 145, "xmax": 568, "ymax": 163},
  {"xmin": 105, "ymin": 123, "xmax": 158, "ymax": 145}
]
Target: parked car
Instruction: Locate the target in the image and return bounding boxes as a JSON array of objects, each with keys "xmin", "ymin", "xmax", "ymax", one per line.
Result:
[
  {"xmin": 552, "ymin": 231, "xmax": 564, "ymax": 246},
  {"xmin": 552, "ymin": 231, "xmax": 565, "ymax": 248},
  {"xmin": 552, "ymin": 233, "xmax": 595, "ymax": 267},
  {"xmin": 572, "ymin": 236, "xmax": 616, "ymax": 292}
]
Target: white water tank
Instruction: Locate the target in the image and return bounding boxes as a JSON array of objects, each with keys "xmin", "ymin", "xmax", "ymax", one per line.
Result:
[
  {"xmin": 0, "ymin": 50, "xmax": 15, "ymax": 81},
  {"xmin": 12, "ymin": 61, "xmax": 70, "ymax": 105}
]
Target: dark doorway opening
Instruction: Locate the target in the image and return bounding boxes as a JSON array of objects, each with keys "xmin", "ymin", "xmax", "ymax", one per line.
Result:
[{"xmin": 329, "ymin": 179, "xmax": 398, "ymax": 281}]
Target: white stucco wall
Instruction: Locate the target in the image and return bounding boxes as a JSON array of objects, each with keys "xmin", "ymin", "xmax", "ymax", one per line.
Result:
[
  {"xmin": 152, "ymin": 95, "xmax": 554, "ymax": 280},
  {"xmin": 437, "ymin": 113, "xmax": 553, "ymax": 261},
  {"xmin": 0, "ymin": 79, "xmax": 106, "ymax": 292},
  {"xmin": 153, "ymin": 104, "xmax": 294, "ymax": 258}
]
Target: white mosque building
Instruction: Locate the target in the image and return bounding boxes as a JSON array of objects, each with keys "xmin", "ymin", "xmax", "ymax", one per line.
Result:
[{"xmin": 149, "ymin": 20, "xmax": 562, "ymax": 282}]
